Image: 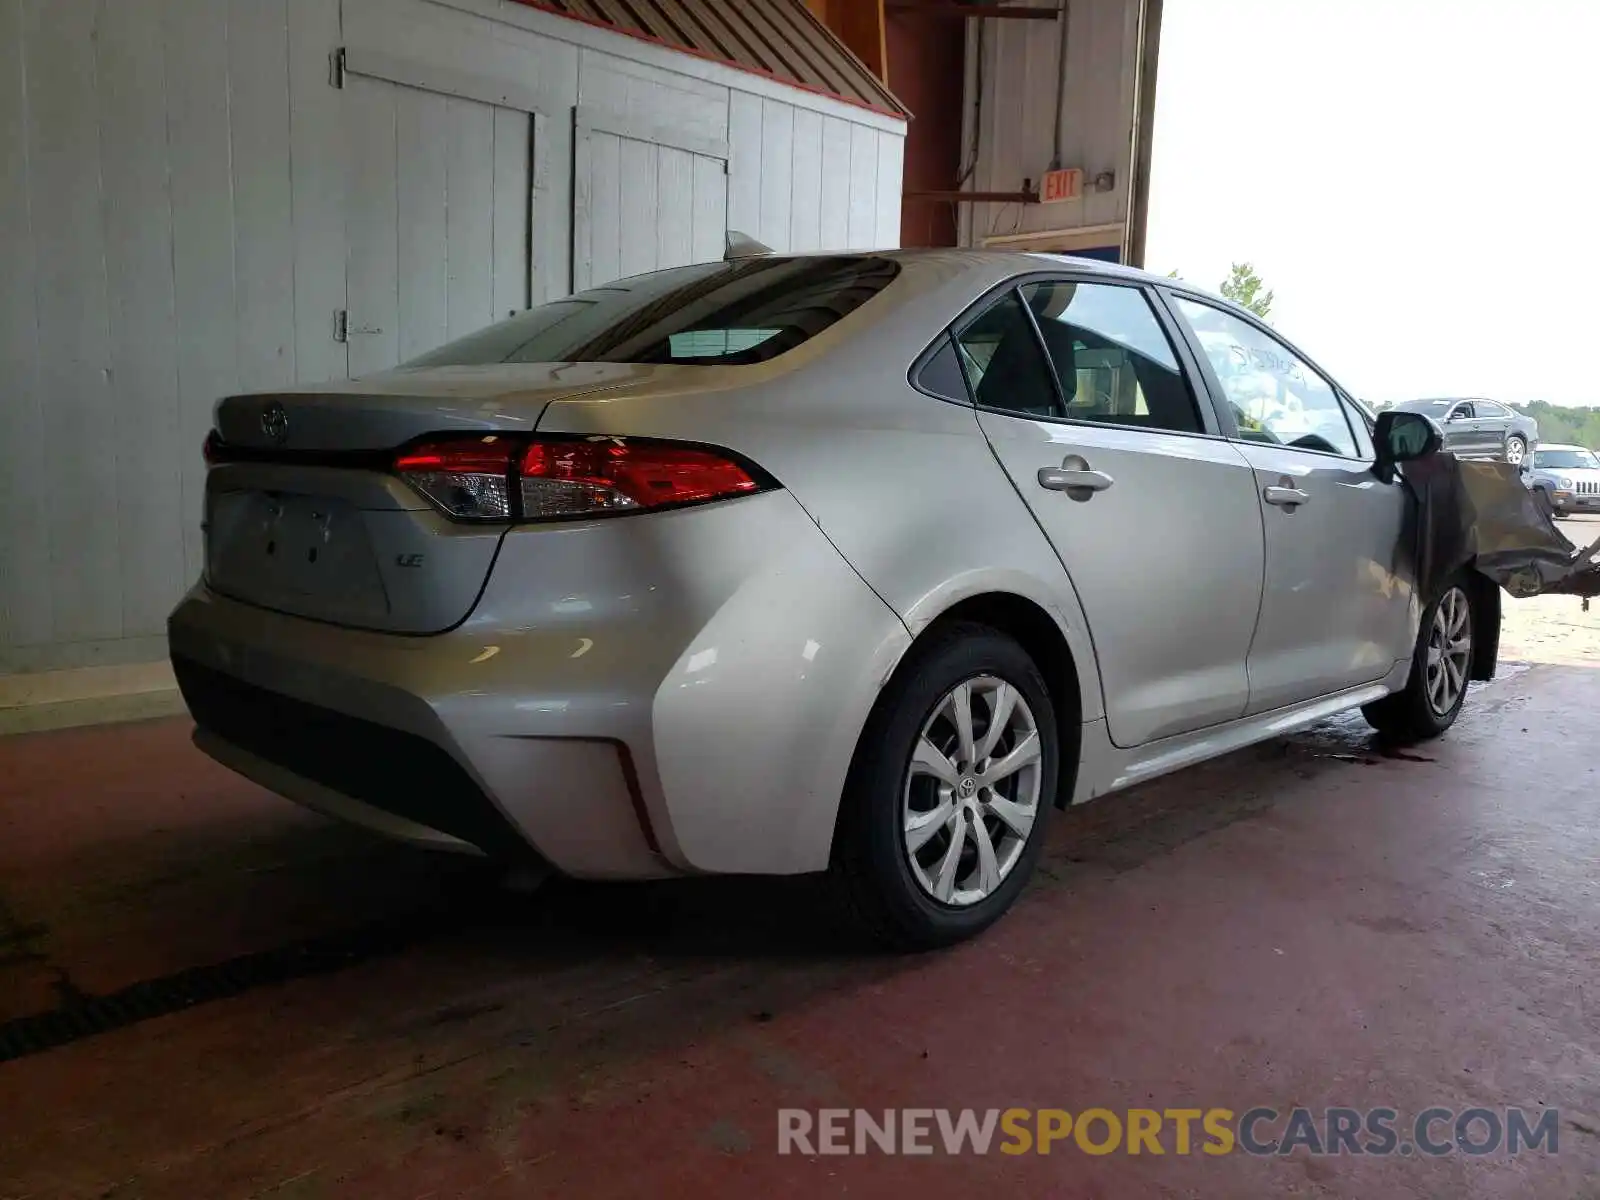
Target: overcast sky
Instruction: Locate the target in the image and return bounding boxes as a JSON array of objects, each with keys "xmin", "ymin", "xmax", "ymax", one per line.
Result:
[{"xmin": 1144, "ymin": 0, "xmax": 1600, "ymax": 407}]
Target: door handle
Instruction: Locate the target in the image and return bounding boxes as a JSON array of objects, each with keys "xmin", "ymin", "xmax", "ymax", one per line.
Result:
[
  {"xmin": 1038, "ymin": 465, "xmax": 1115, "ymax": 495},
  {"xmin": 1263, "ymin": 485, "xmax": 1310, "ymax": 508}
]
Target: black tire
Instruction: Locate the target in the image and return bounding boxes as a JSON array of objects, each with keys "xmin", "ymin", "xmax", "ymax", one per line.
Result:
[
  {"xmin": 1504, "ymin": 434, "xmax": 1528, "ymax": 466},
  {"xmin": 830, "ymin": 622, "xmax": 1059, "ymax": 950},
  {"xmin": 1362, "ymin": 572, "xmax": 1476, "ymax": 742}
]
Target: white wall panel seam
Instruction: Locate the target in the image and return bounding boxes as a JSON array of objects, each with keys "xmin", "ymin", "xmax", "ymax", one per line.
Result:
[
  {"xmin": 89, "ymin": 4, "xmax": 123, "ymax": 635},
  {"xmin": 4, "ymin": 0, "xmax": 51, "ymax": 645}
]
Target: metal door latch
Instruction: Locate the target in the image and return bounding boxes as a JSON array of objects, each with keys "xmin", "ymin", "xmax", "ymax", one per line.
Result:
[{"xmin": 333, "ymin": 310, "xmax": 383, "ymax": 343}]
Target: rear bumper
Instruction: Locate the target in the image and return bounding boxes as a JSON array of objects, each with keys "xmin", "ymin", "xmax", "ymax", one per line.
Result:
[
  {"xmin": 174, "ymin": 654, "xmax": 555, "ymax": 862},
  {"xmin": 169, "ymin": 489, "xmax": 911, "ymax": 879}
]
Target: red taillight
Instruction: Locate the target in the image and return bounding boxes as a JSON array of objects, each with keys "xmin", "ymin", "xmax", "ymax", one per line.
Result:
[
  {"xmin": 393, "ymin": 436, "xmax": 517, "ymax": 521},
  {"xmin": 394, "ymin": 439, "xmax": 516, "ymax": 475},
  {"xmin": 518, "ymin": 440, "xmax": 760, "ymax": 518},
  {"xmin": 394, "ymin": 436, "xmax": 765, "ymax": 522}
]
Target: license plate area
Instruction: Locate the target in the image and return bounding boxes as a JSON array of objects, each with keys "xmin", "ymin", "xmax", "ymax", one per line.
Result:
[{"xmin": 206, "ymin": 490, "xmax": 390, "ymax": 621}]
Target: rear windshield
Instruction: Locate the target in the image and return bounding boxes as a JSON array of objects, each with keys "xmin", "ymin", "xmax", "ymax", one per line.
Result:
[{"xmin": 403, "ymin": 256, "xmax": 900, "ymax": 368}]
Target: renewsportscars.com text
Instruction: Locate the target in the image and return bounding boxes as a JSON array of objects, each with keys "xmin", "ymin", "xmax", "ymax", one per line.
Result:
[{"xmin": 777, "ymin": 1106, "xmax": 1561, "ymax": 1157}]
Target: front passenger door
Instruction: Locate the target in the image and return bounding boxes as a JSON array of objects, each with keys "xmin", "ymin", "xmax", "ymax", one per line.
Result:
[
  {"xmin": 1443, "ymin": 401, "xmax": 1486, "ymax": 456},
  {"xmin": 1167, "ymin": 295, "xmax": 1414, "ymax": 712}
]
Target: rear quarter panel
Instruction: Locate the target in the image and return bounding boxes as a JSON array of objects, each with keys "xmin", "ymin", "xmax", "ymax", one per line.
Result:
[{"xmin": 533, "ymin": 255, "xmax": 1107, "ymax": 726}]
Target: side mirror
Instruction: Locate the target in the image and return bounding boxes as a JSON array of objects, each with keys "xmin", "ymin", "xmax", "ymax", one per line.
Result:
[{"xmin": 1373, "ymin": 410, "xmax": 1441, "ymax": 482}]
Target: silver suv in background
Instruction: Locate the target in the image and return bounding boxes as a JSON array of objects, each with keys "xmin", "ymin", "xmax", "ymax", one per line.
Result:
[
  {"xmin": 1525, "ymin": 443, "xmax": 1600, "ymax": 515},
  {"xmin": 1390, "ymin": 398, "xmax": 1538, "ymax": 466}
]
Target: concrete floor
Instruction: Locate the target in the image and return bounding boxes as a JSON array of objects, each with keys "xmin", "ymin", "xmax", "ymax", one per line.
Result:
[{"xmin": 2, "ymin": 626, "xmax": 1599, "ymax": 1196}]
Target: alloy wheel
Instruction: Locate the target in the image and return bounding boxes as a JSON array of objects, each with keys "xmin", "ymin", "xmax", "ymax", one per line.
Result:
[
  {"xmin": 1505, "ymin": 438, "xmax": 1527, "ymax": 466},
  {"xmin": 902, "ymin": 675, "xmax": 1042, "ymax": 907},
  {"xmin": 1425, "ymin": 586, "xmax": 1472, "ymax": 715}
]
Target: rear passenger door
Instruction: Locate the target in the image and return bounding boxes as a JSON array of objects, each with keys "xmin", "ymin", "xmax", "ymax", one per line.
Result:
[
  {"xmin": 959, "ymin": 276, "xmax": 1266, "ymax": 748},
  {"xmin": 1472, "ymin": 400, "xmax": 1515, "ymax": 454}
]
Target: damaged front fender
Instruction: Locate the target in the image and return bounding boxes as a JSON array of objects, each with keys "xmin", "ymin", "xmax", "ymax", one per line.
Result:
[{"xmin": 1401, "ymin": 453, "xmax": 1600, "ymax": 608}]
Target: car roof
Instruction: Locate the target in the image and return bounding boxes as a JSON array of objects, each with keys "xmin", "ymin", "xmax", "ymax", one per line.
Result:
[
  {"xmin": 1394, "ymin": 397, "xmax": 1505, "ymax": 410},
  {"xmin": 863, "ymin": 247, "xmax": 1275, "ymax": 323},
  {"xmin": 1536, "ymin": 443, "xmax": 1588, "ymax": 452},
  {"xmin": 877, "ymin": 247, "xmax": 1162, "ymax": 283}
]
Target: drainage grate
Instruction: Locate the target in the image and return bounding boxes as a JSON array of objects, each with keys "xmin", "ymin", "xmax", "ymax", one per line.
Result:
[{"xmin": 0, "ymin": 915, "xmax": 441, "ymax": 1065}]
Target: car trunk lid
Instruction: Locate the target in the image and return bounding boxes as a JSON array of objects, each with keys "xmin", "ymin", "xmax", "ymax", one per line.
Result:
[
  {"xmin": 203, "ymin": 363, "xmax": 658, "ymax": 634},
  {"xmin": 213, "ymin": 362, "xmax": 658, "ymax": 451}
]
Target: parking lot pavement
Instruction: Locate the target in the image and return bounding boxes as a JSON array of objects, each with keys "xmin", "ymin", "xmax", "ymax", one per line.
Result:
[
  {"xmin": 1499, "ymin": 514, "xmax": 1600, "ymax": 667},
  {"xmin": 1, "ymin": 643, "xmax": 1597, "ymax": 1197}
]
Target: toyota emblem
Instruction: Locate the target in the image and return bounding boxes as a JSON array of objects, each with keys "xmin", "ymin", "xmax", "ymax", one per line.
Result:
[{"xmin": 260, "ymin": 401, "xmax": 289, "ymax": 444}]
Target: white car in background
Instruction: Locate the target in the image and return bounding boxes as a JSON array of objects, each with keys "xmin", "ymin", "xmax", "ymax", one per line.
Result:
[{"xmin": 1525, "ymin": 443, "xmax": 1600, "ymax": 516}]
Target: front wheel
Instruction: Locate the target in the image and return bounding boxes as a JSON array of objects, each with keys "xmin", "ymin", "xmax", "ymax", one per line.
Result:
[
  {"xmin": 1362, "ymin": 575, "xmax": 1475, "ymax": 741},
  {"xmin": 1504, "ymin": 435, "xmax": 1528, "ymax": 466},
  {"xmin": 830, "ymin": 623, "xmax": 1059, "ymax": 950}
]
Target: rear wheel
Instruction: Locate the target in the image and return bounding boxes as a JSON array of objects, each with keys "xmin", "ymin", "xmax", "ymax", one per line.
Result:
[
  {"xmin": 1362, "ymin": 575, "xmax": 1475, "ymax": 741},
  {"xmin": 831, "ymin": 623, "xmax": 1058, "ymax": 950},
  {"xmin": 1504, "ymin": 435, "xmax": 1528, "ymax": 466}
]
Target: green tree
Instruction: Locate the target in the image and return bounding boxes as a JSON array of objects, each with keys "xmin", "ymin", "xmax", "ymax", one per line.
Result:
[
  {"xmin": 1219, "ymin": 262, "xmax": 1274, "ymax": 321},
  {"xmin": 1510, "ymin": 401, "xmax": 1600, "ymax": 450}
]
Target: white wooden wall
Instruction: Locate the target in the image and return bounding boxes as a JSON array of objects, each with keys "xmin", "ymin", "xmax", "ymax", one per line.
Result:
[
  {"xmin": 727, "ymin": 90, "xmax": 903, "ymax": 256},
  {"xmin": 341, "ymin": 72, "xmax": 531, "ymax": 375},
  {"xmin": 960, "ymin": 0, "xmax": 1142, "ymax": 250},
  {"xmin": 568, "ymin": 54, "xmax": 731, "ymax": 291},
  {"xmin": 0, "ymin": 0, "xmax": 905, "ymax": 674},
  {"xmin": 1, "ymin": 0, "xmax": 353, "ymax": 671}
]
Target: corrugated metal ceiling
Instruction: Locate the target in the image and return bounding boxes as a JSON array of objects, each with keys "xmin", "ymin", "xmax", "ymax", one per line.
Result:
[{"xmin": 512, "ymin": 0, "xmax": 909, "ymax": 118}]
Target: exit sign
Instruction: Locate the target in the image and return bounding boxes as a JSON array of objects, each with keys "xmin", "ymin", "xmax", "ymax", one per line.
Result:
[{"xmin": 1040, "ymin": 168, "xmax": 1082, "ymax": 204}]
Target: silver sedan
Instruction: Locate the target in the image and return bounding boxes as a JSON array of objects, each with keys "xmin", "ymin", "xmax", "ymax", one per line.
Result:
[{"xmin": 170, "ymin": 249, "xmax": 1495, "ymax": 948}]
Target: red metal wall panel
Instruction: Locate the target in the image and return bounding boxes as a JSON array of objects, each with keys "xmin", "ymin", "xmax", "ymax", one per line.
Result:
[
  {"xmin": 887, "ymin": 11, "xmax": 963, "ymax": 246},
  {"xmin": 510, "ymin": 0, "xmax": 908, "ymax": 118}
]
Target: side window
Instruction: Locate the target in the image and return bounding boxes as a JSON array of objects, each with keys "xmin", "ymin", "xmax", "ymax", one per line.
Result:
[
  {"xmin": 955, "ymin": 291, "xmax": 1059, "ymax": 418},
  {"xmin": 1171, "ymin": 296, "xmax": 1358, "ymax": 458},
  {"xmin": 1340, "ymin": 395, "xmax": 1375, "ymax": 460},
  {"xmin": 1477, "ymin": 400, "xmax": 1507, "ymax": 418},
  {"xmin": 914, "ymin": 333, "xmax": 972, "ymax": 404},
  {"xmin": 1021, "ymin": 281, "xmax": 1203, "ymax": 434},
  {"xmin": 1450, "ymin": 401, "xmax": 1476, "ymax": 420}
]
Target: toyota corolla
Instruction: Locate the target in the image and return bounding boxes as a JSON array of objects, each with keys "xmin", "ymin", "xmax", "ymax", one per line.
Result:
[{"xmin": 171, "ymin": 249, "xmax": 1498, "ymax": 948}]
